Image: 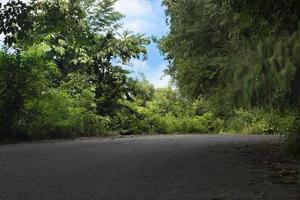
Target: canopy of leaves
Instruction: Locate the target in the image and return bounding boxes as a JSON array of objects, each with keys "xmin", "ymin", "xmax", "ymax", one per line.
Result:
[
  {"xmin": 0, "ymin": 0, "xmax": 150, "ymax": 138},
  {"xmin": 160, "ymin": 0, "xmax": 300, "ymax": 110}
]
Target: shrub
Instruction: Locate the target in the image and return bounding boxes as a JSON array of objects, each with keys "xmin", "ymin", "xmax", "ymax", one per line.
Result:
[
  {"xmin": 0, "ymin": 46, "xmax": 55, "ymax": 140},
  {"xmin": 283, "ymin": 115, "xmax": 300, "ymax": 154},
  {"xmin": 151, "ymin": 113, "xmax": 223, "ymax": 134},
  {"xmin": 225, "ymin": 109, "xmax": 297, "ymax": 135},
  {"xmin": 21, "ymin": 89, "xmax": 109, "ymax": 139}
]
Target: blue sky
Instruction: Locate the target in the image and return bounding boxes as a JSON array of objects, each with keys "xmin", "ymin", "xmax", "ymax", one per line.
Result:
[
  {"xmin": 114, "ymin": 0, "xmax": 170, "ymax": 87},
  {"xmin": 0, "ymin": 0, "xmax": 170, "ymax": 87}
]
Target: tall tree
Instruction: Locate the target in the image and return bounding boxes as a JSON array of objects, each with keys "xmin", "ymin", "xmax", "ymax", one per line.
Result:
[
  {"xmin": 160, "ymin": 0, "xmax": 300, "ymax": 109},
  {"xmin": 1, "ymin": 0, "xmax": 150, "ymax": 116},
  {"xmin": 0, "ymin": 0, "xmax": 150, "ymax": 139}
]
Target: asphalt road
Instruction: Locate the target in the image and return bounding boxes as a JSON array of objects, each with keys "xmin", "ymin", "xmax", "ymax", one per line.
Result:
[{"xmin": 0, "ymin": 135, "xmax": 299, "ymax": 200}]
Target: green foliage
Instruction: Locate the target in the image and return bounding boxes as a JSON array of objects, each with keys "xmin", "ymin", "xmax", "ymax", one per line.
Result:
[
  {"xmin": 225, "ymin": 109, "xmax": 296, "ymax": 135},
  {"xmin": 2, "ymin": 0, "xmax": 300, "ymax": 155},
  {"xmin": 283, "ymin": 114, "xmax": 300, "ymax": 154},
  {"xmin": 22, "ymin": 89, "xmax": 110, "ymax": 139},
  {"xmin": 125, "ymin": 87, "xmax": 224, "ymax": 135},
  {"xmin": 160, "ymin": 0, "xmax": 300, "ymax": 108},
  {"xmin": 232, "ymin": 30, "xmax": 300, "ymax": 107},
  {"xmin": 0, "ymin": 0, "xmax": 33, "ymax": 46},
  {"xmin": 160, "ymin": 0, "xmax": 300, "ymax": 153},
  {"xmin": 0, "ymin": 0, "xmax": 150, "ymax": 140},
  {"xmin": 0, "ymin": 45, "xmax": 53, "ymax": 139},
  {"xmin": 151, "ymin": 113, "xmax": 223, "ymax": 134},
  {"xmin": 160, "ymin": 0, "xmax": 230, "ymax": 98}
]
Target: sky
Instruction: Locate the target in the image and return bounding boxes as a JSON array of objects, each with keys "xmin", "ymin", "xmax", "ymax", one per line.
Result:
[
  {"xmin": 0, "ymin": 0, "xmax": 170, "ymax": 87},
  {"xmin": 113, "ymin": 0, "xmax": 170, "ymax": 88}
]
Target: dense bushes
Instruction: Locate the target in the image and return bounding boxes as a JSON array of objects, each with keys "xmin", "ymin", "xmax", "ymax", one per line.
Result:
[
  {"xmin": 159, "ymin": 0, "xmax": 300, "ymax": 153},
  {"xmin": 0, "ymin": 51, "xmax": 224, "ymax": 140},
  {"xmin": 0, "ymin": 46, "xmax": 55, "ymax": 139},
  {"xmin": 0, "ymin": 49, "xmax": 110, "ymax": 140},
  {"xmin": 1, "ymin": 0, "xmax": 300, "ymax": 157},
  {"xmin": 0, "ymin": 47, "xmax": 223, "ymax": 140},
  {"xmin": 0, "ymin": 0, "xmax": 149, "ymax": 141},
  {"xmin": 151, "ymin": 113, "xmax": 223, "ymax": 134},
  {"xmin": 225, "ymin": 109, "xmax": 296, "ymax": 135},
  {"xmin": 0, "ymin": 47, "xmax": 298, "ymax": 144},
  {"xmin": 108, "ymin": 87, "xmax": 224, "ymax": 135},
  {"xmin": 21, "ymin": 89, "xmax": 111, "ymax": 139},
  {"xmin": 0, "ymin": 51, "xmax": 296, "ymax": 140}
]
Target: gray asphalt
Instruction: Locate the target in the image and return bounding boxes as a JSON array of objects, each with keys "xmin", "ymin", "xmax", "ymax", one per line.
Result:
[{"xmin": 0, "ymin": 135, "xmax": 299, "ymax": 200}]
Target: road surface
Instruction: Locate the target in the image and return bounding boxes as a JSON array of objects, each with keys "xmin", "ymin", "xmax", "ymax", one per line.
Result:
[{"xmin": 0, "ymin": 135, "xmax": 299, "ymax": 200}]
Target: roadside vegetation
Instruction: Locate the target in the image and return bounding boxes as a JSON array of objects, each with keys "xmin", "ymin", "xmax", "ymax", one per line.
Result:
[
  {"xmin": 159, "ymin": 0, "xmax": 300, "ymax": 153},
  {"xmin": 0, "ymin": 0, "xmax": 300, "ymax": 153}
]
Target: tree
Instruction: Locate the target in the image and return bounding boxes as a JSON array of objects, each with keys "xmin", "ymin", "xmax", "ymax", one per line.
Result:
[
  {"xmin": 160, "ymin": 0, "xmax": 300, "ymax": 109},
  {"xmin": 0, "ymin": 0, "xmax": 150, "ymax": 138},
  {"xmin": 1, "ymin": 0, "xmax": 150, "ymax": 115},
  {"xmin": 160, "ymin": 0, "xmax": 231, "ymax": 99},
  {"xmin": 0, "ymin": 44, "xmax": 56, "ymax": 139},
  {"xmin": 0, "ymin": 0, "xmax": 33, "ymax": 47}
]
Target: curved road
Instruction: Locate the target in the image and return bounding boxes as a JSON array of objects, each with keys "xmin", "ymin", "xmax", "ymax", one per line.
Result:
[{"xmin": 0, "ymin": 135, "xmax": 299, "ymax": 200}]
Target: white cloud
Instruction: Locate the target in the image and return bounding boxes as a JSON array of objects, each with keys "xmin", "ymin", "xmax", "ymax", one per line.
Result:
[
  {"xmin": 151, "ymin": 75, "xmax": 170, "ymax": 88},
  {"xmin": 121, "ymin": 19, "xmax": 157, "ymax": 34},
  {"xmin": 120, "ymin": 59, "xmax": 170, "ymax": 88},
  {"xmin": 114, "ymin": 0, "xmax": 170, "ymax": 87},
  {"xmin": 114, "ymin": 0, "xmax": 165, "ymax": 35},
  {"xmin": 121, "ymin": 59, "xmax": 150, "ymax": 74},
  {"xmin": 131, "ymin": 59, "xmax": 150, "ymax": 72},
  {"xmin": 149, "ymin": 64, "xmax": 171, "ymax": 88},
  {"xmin": 0, "ymin": 0, "xmax": 30, "ymax": 4},
  {"xmin": 147, "ymin": 62, "xmax": 171, "ymax": 88},
  {"xmin": 0, "ymin": 0, "xmax": 9, "ymax": 4},
  {"xmin": 114, "ymin": 0, "xmax": 152, "ymax": 18}
]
